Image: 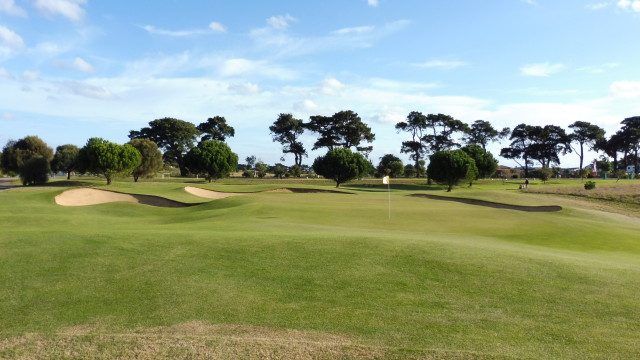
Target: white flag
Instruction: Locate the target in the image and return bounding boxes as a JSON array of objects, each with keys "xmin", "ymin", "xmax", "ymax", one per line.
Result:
[{"xmin": 383, "ymin": 176, "xmax": 389, "ymax": 185}]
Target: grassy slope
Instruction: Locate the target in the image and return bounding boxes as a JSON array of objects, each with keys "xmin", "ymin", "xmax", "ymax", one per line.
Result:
[{"xmin": 0, "ymin": 179, "xmax": 639, "ymax": 359}]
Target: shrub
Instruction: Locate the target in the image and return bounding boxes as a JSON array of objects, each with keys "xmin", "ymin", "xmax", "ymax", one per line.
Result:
[{"xmin": 584, "ymin": 181, "xmax": 596, "ymax": 190}]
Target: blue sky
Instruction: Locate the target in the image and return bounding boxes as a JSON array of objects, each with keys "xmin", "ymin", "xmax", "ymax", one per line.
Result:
[{"xmin": 1, "ymin": 0, "xmax": 640, "ymax": 168}]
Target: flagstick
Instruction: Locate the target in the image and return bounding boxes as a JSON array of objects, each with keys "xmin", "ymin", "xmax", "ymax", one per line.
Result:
[{"xmin": 387, "ymin": 181, "xmax": 391, "ymax": 220}]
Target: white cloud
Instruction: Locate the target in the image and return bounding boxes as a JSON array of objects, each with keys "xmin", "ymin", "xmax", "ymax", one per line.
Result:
[
  {"xmin": 414, "ymin": 60, "xmax": 468, "ymax": 69},
  {"xmin": 22, "ymin": 71, "xmax": 40, "ymax": 81},
  {"xmin": 267, "ymin": 14, "xmax": 297, "ymax": 30},
  {"xmin": 59, "ymin": 80, "xmax": 117, "ymax": 100},
  {"xmin": 520, "ymin": 62, "xmax": 565, "ymax": 77},
  {"xmin": 319, "ymin": 78, "xmax": 346, "ymax": 96},
  {"xmin": 577, "ymin": 62, "xmax": 619, "ymax": 74},
  {"xmin": 332, "ymin": 26, "xmax": 375, "ymax": 36},
  {"xmin": 0, "ymin": 0, "xmax": 26, "ymax": 17},
  {"xmin": 35, "ymin": 0, "xmax": 87, "ymax": 23},
  {"xmin": 0, "ymin": 67, "xmax": 14, "ymax": 79},
  {"xmin": 610, "ymin": 81, "xmax": 640, "ymax": 98},
  {"xmin": 0, "ymin": 25, "xmax": 25, "ymax": 50},
  {"xmin": 209, "ymin": 22, "xmax": 226, "ymax": 33},
  {"xmin": 140, "ymin": 25, "xmax": 208, "ymax": 37},
  {"xmin": 587, "ymin": 2, "xmax": 609, "ymax": 10},
  {"xmin": 294, "ymin": 99, "xmax": 320, "ymax": 113},
  {"xmin": 73, "ymin": 57, "xmax": 96, "ymax": 73},
  {"xmin": 228, "ymin": 82, "xmax": 260, "ymax": 95},
  {"xmin": 367, "ymin": 0, "xmax": 379, "ymax": 7},
  {"xmin": 1, "ymin": 112, "xmax": 19, "ymax": 120},
  {"xmin": 218, "ymin": 58, "xmax": 297, "ymax": 80},
  {"xmin": 617, "ymin": 0, "xmax": 640, "ymax": 11}
]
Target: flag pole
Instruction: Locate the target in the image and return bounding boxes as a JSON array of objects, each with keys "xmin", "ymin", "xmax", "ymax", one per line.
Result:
[{"xmin": 383, "ymin": 176, "xmax": 390, "ymax": 220}]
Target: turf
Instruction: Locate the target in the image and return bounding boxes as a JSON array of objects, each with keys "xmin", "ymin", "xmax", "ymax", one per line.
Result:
[{"xmin": 1, "ymin": 178, "xmax": 639, "ymax": 359}]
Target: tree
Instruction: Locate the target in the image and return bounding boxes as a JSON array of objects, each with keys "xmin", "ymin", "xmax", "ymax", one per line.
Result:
[
  {"xmin": 375, "ymin": 154, "xmax": 404, "ymax": 178},
  {"xmin": 529, "ymin": 125, "xmax": 572, "ymax": 168},
  {"xmin": 461, "ymin": 144, "xmax": 498, "ymax": 179},
  {"xmin": 427, "ymin": 150, "xmax": 478, "ymax": 192},
  {"xmin": 404, "ymin": 164, "xmax": 417, "ymax": 178},
  {"xmin": 197, "ymin": 116, "xmax": 235, "ymax": 142},
  {"xmin": 269, "ymin": 113, "xmax": 307, "ymax": 167},
  {"xmin": 129, "ymin": 118, "xmax": 201, "ymax": 176},
  {"xmin": 272, "ymin": 164, "xmax": 286, "ymax": 179},
  {"xmin": 306, "ymin": 110, "xmax": 375, "ymax": 155},
  {"xmin": 1, "ymin": 136, "xmax": 53, "ymax": 185},
  {"xmin": 313, "ymin": 148, "xmax": 373, "ymax": 187},
  {"xmin": 184, "ymin": 140, "xmax": 238, "ymax": 182},
  {"xmin": 78, "ymin": 138, "xmax": 141, "ymax": 185},
  {"xmin": 620, "ymin": 116, "xmax": 640, "ymax": 174},
  {"xmin": 395, "ymin": 111, "xmax": 428, "ymax": 175},
  {"xmin": 568, "ymin": 121, "xmax": 605, "ymax": 170},
  {"xmin": 255, "ymin": 161, "xmax": 268, "ymax": 178},
  {"xmin": 51, "ymin": 144, "xmax": 80, "ymax": 180},
  {"xmin": 463, "ymin": 120, "xmax": 510, "ymax": 149},
  {"xmin": 20, "ymin": 157, "xmax": 50, "ymax": 186},
  {"xmin": 245, "ymin": 155, "xmax": 256, "ymax": 170},
  {"xmin": 128, "ymin": 139, "xmax": 163, "ymax": 182},
  {"xmin": 423, "ymin": 113, "xmax": 469, "ymax": 153},
  {"xmin": 500, "ymin": 124, "xmax": 538, "ymax": 178}
]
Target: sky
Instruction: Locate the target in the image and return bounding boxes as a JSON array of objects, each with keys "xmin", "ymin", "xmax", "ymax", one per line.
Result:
[{"xmin": 1, "ymin": 0, "xmax": 640, "ymax": 168}]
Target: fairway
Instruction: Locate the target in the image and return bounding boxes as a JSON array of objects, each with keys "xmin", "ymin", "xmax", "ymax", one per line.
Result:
[{"xmin": 1, "ymin": 179, "xmax": 639, "ymax": 359}]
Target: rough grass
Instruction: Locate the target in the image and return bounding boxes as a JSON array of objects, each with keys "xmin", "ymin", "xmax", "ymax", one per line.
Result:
[{"xmin": 1, "ymin": 178, "xmax": 640, "ymax": 359}]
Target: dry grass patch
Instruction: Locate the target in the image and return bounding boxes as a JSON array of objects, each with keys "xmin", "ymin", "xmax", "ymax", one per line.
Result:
[{"xmin": 0, "ymin": 322, "xmax": 503, "ymax": 360}]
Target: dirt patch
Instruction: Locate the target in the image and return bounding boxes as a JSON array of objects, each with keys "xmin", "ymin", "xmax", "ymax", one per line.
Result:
[
  {"xmin": 410, "ymin": 194, "xmax": 562, "ymax": 213},
  {"xmin": 184, "ymin": 186, "xmax": 245, "ymax": 199},
  {"xmin": 55, "ymin": 188, "xmax": 197, "ymax": 208}
]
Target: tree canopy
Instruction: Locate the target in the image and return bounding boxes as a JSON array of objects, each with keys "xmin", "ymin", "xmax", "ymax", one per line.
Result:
[
  {"xmin": 423, "ymin": 113, "xmax": 468, "ymax": 153},
  {"xmin": 51, "ymin": 144, "xmax": 80, "ymax": 180},
  {"xmin": 500, "ymin": 124, "xmax": 538, "ymax": 178},
  {"xmin": 463, "ymin": 120, "xmax": 510, "ymax": 149},
  {"xmin": 1, "ymin": 136, "xmax": 53, "ymax": 185},
  {"xmin": 129, "ymin": 118, "xmax": 200, "ymax": 176},
  {"xmin": 306, "ymin": 110, "xmax": 375, "ymax": 155},
  {"xmin": 269, "ymin": 113, "xmax": 307, "ymax": 167},
  {"xmin": 313, "ymin": 148, "xmax": 373, "ymax": 187},
  {"xmin": 79, "ymin": 138, "xmax": 141, "ymax": 185},
  {"xmin": 128, "ymin": 139, "xmax": 164, "ymax": 182},
  {"xmin": 197, "ymin": 116, "xmax": 235, "ymax": 142},
  {"xmin": 185, "ymin": 140, "xmax": 238, "ymax": 182},
  {"xmin": 462, "ymin": 144, "xmax": 498, "ymax": 180},
  {"xmin": 395, "ymin": 111, "xmax": 428, "ymax": 174},
  {"xmin": 568, "ymin": 121, "xmax": 605, "ymax": 170},
  {"xmin": 375, "ymin": 154, "xmax": 404, "ymax": 178},
  {"xmin": 427, "ymin": 150, "xmax": 478, "ymax": 192}
]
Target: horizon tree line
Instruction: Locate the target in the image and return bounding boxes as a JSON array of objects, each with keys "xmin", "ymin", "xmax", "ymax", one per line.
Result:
[{"xmin": 2, "ymin": 110, "xmax": 639, "ymax": 187}]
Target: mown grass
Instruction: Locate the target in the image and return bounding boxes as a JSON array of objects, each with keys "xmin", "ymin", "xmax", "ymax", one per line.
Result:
[{"xmin": 1, "ymin": 178, "xmax": 639, "ymax": 359}]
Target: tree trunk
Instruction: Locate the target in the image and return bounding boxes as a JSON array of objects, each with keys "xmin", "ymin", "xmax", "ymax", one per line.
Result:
[
  {"xmin": 447, "ymin": 184, "xmax": 452, "ymax": 192},
  {"xmin": 579, "ymin": 143, "xmax": 584, "ymax": 170},
  {"xmin": 66, "ymin": 171, "xmax": 71, "ymax": 180}
]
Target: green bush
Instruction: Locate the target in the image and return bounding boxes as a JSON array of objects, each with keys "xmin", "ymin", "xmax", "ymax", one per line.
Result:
[
  {"xmin": 584, "ymin": 181, "xmax": 596, "ymax": 190},
  {"xmin": 20, "ymin": 157, "xmax": 50, "ymax": 185}
]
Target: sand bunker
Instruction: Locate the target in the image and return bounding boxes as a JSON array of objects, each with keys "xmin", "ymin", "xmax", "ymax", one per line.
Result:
[
  {"xmin": 410, "ymin": 194, "xmax": 562, "ymax": 212},
  {"xmin": 55, "ymin": 188, "xmax": 197, "ymax": 208},
  {"xmin": 184, "ymin": 186, "xmax": 245, "ymax": 199},
  {"xmin": 184, "ymin": 186, "xmax": 352, "ymax": 199}
]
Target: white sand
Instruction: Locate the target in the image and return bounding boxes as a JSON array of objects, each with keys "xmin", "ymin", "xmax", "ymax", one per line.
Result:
[
  {"xmin": 55, "ymin": 188, "xmax": 139, "ymax": 206},
  {"xmin": 183, "ymin": 186, "xmax": 244, "ymax": 199}
]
